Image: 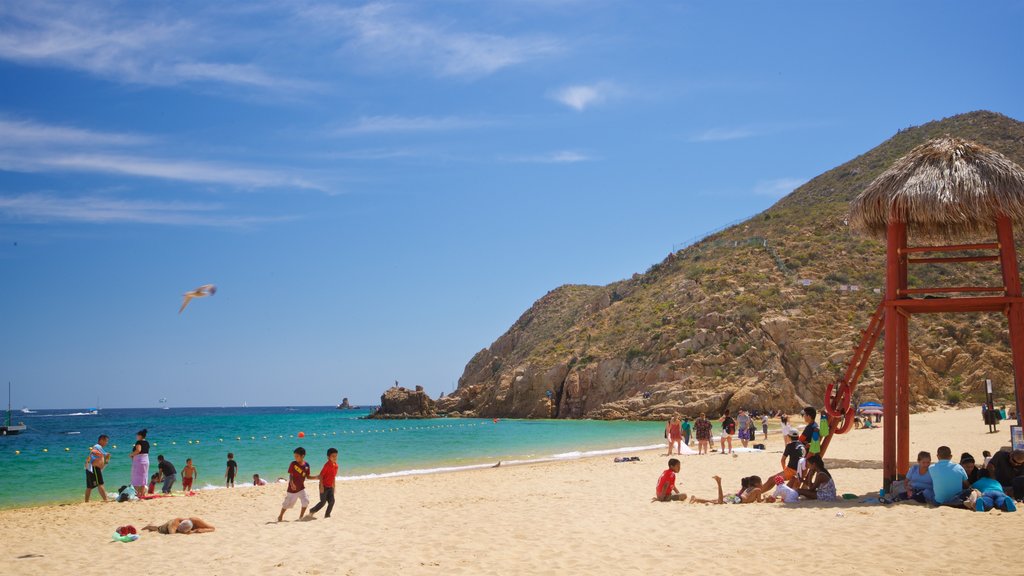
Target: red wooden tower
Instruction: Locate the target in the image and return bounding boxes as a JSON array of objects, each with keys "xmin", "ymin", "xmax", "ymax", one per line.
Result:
[{"xmin": 821, "ymin": 137, "xmax": 1024, "ymax": 488}]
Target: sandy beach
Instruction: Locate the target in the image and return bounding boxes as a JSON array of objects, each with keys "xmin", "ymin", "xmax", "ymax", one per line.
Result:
[{"xmin": 2, "ymin": 407, "xmax": 1019, "ymax": 575}]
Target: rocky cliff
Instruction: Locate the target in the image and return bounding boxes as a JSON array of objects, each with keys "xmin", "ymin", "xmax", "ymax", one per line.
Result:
[{"xmin": 438, "ymin": 111, "xmax": 1024, "ymax": 420}]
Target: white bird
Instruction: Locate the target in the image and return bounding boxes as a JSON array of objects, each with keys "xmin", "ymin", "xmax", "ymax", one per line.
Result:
[{"xmin": 179, "ymin": 284, "xmax": 217, "ymax": 314}]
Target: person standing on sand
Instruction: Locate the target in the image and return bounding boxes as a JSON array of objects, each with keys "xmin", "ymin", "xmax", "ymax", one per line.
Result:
[
  {"xmin": 84, "ymin": 434, "xmax": 110, "ymax": 502},
  {"xmin": 798, "ymin": 407, "xmax": 820, "ymax": 456},
  {"xmin": 182, "ymin": 458, "xmax": 197, "ymax": 492},
  {"xmin": 308, "ymin": 447, "xmax": 339, "ymax": 519},
  {"xmin": 720, "ymin": 410, "xmax": 735, "ymax": 454},
  {"xmin": 665, "ymin": 415, "xmax": 682, "ymax": 455},
  {"xmin": 695, "ymin": 413, "xmax": 712, "ymax": 455},
  {"xmin": 761, "ymin": 414, "xmax": 769, "ymax": 440},
  {"xmin": 225, "ymin": 453, "xmax": 238, "ymax": 487},
  {"xmin": 278, "ymin": 447, "xmax": 317, "ymax": 522},
  {"xmin": 681, "ymin": 416, "xmax": 692, "ymax": 446},
  {"xmin": 736, "ymin": 410, "xmax": 751, "ymax": 448},
  {"xmin": 129, "ymin": 429, "xmax": 150, "ymax": 498}
]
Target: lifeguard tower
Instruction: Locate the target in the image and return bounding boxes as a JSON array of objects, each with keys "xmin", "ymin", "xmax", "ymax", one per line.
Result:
[{"xmin": 820, "ymin": 137, "xmax": 1024, "ymax": 488}]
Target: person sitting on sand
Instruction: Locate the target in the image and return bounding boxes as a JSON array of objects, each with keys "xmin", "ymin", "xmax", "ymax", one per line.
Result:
[
  {"xmin": 930, "ymin": 446, "xmax": 970, "ymax": 506},
  {"xmin": 986, "ymin": 449, "xmax": 1024, "ymax": 498},
  {"xmin": 903, "ymin": 451, "xmax": 934, "ymax": 504},
  {"xmin": 780, "ymin": 431, "xmax": 804, "ymax": 485},
  {"xmin": 142, "ymin": 517, "xmax": 215, "ymax": 535},
  {"xmin": 689, "ymin": 475, "xmax": 770, "ymax": 504},
  {"xmin": 960, "ymin": 453, "xmax": 986, "ymax": 484},
  {"xmin": 796, "ymin": 455, "xmax": 836, "ymax": 501},
  {"xmin": 771, "ymin": 475, "xmax": 800, "ymax": 503},
  {"xmin": 654, "ymin": 458, "xmax": 686, "ymax": 502}
]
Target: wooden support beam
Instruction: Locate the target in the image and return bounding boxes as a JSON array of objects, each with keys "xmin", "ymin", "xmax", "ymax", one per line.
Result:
[
  {"xmin": 900, "ymin": 242, "xmax": 999, "ymax": 254},
  {"xmin": 907, "ymin": 255, "xmax": 1001, "ymax": 264},
  {"xmin": 897, "ymin": 286, "xmax": 1004, "ymax": 295}
]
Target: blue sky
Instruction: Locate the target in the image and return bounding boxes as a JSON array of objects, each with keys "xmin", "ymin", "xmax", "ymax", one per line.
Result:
[{"xmin": 1, "ymin": 1, "xmax": 1021, "ymax": 409}]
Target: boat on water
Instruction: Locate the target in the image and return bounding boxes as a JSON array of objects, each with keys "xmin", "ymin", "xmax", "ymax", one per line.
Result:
[
  {"xmin": 2, "ymin": 383, "xmax": 27, "ymax": 436},
  {"xmin": 20, "ymin": 407, "xmax": 34, "ymax": 414}
]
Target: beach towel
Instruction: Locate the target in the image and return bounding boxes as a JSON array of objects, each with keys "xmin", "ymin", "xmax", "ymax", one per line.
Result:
[{"xmin": 131, "ymin": 453, "xmax": 150, "ymax": 486}]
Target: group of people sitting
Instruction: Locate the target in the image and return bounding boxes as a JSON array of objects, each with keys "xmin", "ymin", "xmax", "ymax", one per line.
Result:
[{"xmin": 900, "ymin": 447, "xmax": 1023, "ymax": 511}]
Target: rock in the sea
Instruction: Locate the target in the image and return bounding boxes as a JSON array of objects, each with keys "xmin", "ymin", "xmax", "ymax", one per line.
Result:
[{"xmin": 369, "ymin": 386, "xmax": 437, "ymax": 419}]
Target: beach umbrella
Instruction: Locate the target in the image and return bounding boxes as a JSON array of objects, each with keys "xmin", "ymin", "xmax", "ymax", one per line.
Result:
[
  {"xmin": 849, "ymin": 137, "xmax": 1024, "ymax": 239},
  {"xmin": 859, "ymin": 402, "xmax": 882, "ymax": 408},
  {"xmin": 859, "ymin": 408, "xmax": 884, "ymax": 416}
]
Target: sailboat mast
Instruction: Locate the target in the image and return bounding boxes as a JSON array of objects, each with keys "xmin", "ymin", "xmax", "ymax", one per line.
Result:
[{"xmin": 7, "ymin": 382, "xmax": 11, "ymax": 428}]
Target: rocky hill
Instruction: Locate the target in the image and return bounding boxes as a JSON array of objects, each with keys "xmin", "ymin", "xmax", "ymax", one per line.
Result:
[{"xmin": 437, "ymin": 111, "xmax": 1024, "ymax": 420}]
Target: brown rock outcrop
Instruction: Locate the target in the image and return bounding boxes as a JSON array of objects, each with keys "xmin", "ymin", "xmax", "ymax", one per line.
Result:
[{"xmin": 369, "ymin": 386, "xmax": 437, "ymax": 419}]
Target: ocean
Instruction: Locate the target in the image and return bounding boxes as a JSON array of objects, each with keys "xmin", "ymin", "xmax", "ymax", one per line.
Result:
[{"xmin": 0, "ymin": 406, "xmax": 705, "ymax": 508}]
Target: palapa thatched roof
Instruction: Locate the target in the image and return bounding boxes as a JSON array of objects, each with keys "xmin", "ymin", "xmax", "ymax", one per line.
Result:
[{"xmin": 849, "ymin": 136, "xmax": 1024, "ymax": 239}]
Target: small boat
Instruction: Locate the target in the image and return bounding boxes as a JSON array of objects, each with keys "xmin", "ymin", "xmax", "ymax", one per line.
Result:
[
  {"xmin": 2, "ymin": 383, "xmax": 26, "ymax": 436},
  {"xmin": 20, "ymin": 407, "xmax": 35, "ymax": 414},
  {"xmin": 242, "ymin": 401, "xmax": 248, "ymax": 408}
]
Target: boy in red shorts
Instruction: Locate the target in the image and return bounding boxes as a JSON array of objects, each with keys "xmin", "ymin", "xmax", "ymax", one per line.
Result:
[
  {"xmin": 182, "ymin": 458, "xmax": 197, "ymax": 492},
  {"xmin": 655, "ymin": 458, "xmax": 686, "ymax": 501}
]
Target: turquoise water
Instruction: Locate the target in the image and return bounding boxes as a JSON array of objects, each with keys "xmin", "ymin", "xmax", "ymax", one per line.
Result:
[{"xmin": 0, "ymin": 406, "xmax": 682, "ymax": 508}]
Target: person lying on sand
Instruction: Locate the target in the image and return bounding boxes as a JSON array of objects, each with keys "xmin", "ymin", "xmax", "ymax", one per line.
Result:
[
  {"xmin": 689, "ymin": 475, "xmax": 773, "ymax": 504},
  {"xmin": 142, "ymin": 517, "xmax": 215, "ymax": 535}
]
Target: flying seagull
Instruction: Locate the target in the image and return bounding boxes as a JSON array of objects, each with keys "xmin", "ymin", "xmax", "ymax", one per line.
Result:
[{"xmin": 179, "ymin": 284, "xmax": 217, "ymax": 314}]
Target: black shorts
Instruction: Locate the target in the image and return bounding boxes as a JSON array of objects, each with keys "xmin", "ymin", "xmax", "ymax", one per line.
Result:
[{"xmin": 86, "ymin": 468, "xmax": 103, "ymax": 489}]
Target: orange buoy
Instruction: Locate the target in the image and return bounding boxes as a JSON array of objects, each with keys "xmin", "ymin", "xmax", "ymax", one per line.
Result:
[{"xmin": 298, "ymin": 431, "xmax": 305, "ymax": 438}]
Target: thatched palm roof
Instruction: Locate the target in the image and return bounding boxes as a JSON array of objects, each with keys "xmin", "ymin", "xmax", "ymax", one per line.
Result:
[{"xmin": 849, "ymin": 137, "xmax": 1024, "ymax": 238}]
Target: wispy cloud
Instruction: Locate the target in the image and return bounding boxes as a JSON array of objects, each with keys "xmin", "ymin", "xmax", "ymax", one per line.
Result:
[
  {"xmin": 505, "ymin": 150, "xmax": 592, "ymax": 164},
  {"xmin": 689, "ymin": 127, "xmax": 758, "ymax": 142},
  {"xmin": 549, "ymin": 82, "xmax": 616, "ymax": 111},
  {"xmin": 297, "ymin": 2, "xmax": 562, "ymax": 78},
  {"xmin": 0, "ymin": 116, "xmax": 323, "ymax": 191},
  {"xmin": 753, "ymin": 177, "xmax": 807, "ymax": 198},
  {"xmin": 334, "ymin": 115, "xmax": 492, "ymax": 136},
  {"xmin": 0, "ymin": 193, "xmax": 294, "ymax": 227},
  {"xmin": 0, "ymin": 2, "xmax": 309, "ymax": 92},
  {"xmin": 0, "ymin": 117, "xmax": 149, "ymax": 146}
]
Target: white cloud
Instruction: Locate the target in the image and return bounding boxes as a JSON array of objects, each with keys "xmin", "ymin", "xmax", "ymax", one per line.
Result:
[
  {"xmin": 0, "ymin": 193, "xmax": 293, "ymax": 227},
  {"xmin": 0, "ymin": 2, "xmax": 307, "ymax": 92},
  {"xmin": 297, "ymin": 2, "xmax": 561, "ymax": 78},
  {"xmin": 549, "ymin": 83, "xmax": 614, "ymax": 111},
  {"xmin": 334, "ymin": 115, "xmax": 492, "ymax": 135},
  {"xmin": 753, "ymin": 177, "xmax": 807, "ymax": 198},
  {"xmin": 506, "ymin": 150, "xmax": 592, "ymax": 163},
  {"xmin": 689, "ymin": 127, "xmax": 757, "ymax": 142},
  {"xmin": 0, "ymin": 117, "xmax": 149, "ymax": 146},
  {"xmin": 0, "ymin": 117, "xmax": 323, "ymax": 191}
]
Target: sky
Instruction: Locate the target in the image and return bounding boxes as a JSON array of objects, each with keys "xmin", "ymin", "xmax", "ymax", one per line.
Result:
[{"xmin": 1, "ymin": 1, "xmax": 1022, "ymax": 409}]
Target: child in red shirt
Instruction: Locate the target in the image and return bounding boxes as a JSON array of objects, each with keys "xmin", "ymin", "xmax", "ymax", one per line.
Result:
[
  {"xmin": 655, "ymin": 458, "xmax": 686, "ymax": 501},
  {"xmin": 308, "ymin": 447, "xmax": 339, "ymax": 519}
]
